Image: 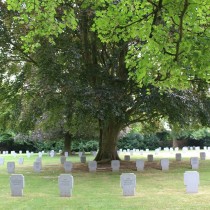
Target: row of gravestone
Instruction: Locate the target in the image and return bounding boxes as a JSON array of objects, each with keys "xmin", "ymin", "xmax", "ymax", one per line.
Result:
[
  {"xmin": 9, "ymin": 171, "xmax": 200, "ymax": 197},
  {"xmin": 3, "ymin": 156, "xmax": 202, "ymax": 174}
]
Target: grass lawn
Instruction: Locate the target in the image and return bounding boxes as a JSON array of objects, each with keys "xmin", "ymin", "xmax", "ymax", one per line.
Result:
[{"xmin": 0, "ymin": 151, "xmax": 210, "ymax": 210}]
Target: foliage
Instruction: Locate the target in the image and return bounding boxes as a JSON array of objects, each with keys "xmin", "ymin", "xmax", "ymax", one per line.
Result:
[
  {"xmin": 72, "ymin": 139, "xmax": 99, "ymax": 152},
  {"xmin": 93, "ymin": 0, "xmax": 210, "ymax": 88},
  {"xmin": 2, "ymin": 0, "xmax": 210, "ymax": 161},
  {"xmin": 117, "ymin": 132, "xmax": 161, "ymax": 150}
]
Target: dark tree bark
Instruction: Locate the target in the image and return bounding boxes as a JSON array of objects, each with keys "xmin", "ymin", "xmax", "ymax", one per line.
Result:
[
  {"xmin": 63, "ymin": 132, "xmax": 72, "ymax": 155},
  {"xmin": 95, "ymin": 119, "xmax": 122, "ymax": 162}
]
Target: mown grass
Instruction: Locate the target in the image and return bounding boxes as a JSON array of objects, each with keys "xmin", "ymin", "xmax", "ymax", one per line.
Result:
[{"xmin": 0, "ymin": 151, "xmax": 210, "ymax": 210}]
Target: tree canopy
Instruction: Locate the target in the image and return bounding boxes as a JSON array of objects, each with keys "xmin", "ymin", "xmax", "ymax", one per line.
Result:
[{"xmin": 1, "ymin": 0, "xmax": 210, "ymax": 161}]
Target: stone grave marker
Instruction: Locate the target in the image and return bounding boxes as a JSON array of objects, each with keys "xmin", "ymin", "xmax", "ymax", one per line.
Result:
[
  {"xmin": 120, "ymin": 173, "xmax": 136, "ymax": 196},
  {"xmin": 33, "ymin": 161, "xmax": 42, "ymax": 172},
  {"xmin": 7, "ymin": 162, "xmax": 15, "ymax": 173},
  {"xmin": 26, "ymin": 152, "xmax": 31, "ymax": 158},
  {"xmin": 78, "ymin": 152, "xmax": 83, "ymax": 158},
  {"xmin": 10, "ymin": 174, "xmax": 25, "ymax": 196},
  {"xmin": 140, "ymin": 150, "xmax": 144, "ymax": 155},
  {"xmin": 58, "ymin": 174, "xmax": 74, "ymax": 197},
  {"xmin": 18, "ymin": 157, "xmax": 24, "ymax": 165},
  {"xmin": 136, "ymin": 159, "xmax": 144, "ymax": 171},
  {"xmin": 88, "ymin": 161, "xmax": 97, "ymax": 172},
  {"xmin": 38, "ymin": 152, "xmax": 42, "ymax": 158},
  {"xmin": 80, "ymin": 155, "xmax": 86, "ymax": 163},
  {"xmin": 160, "ymin": 158, "xmax": 169, "ymax": 171},
  {"xmin": 64, "ymin": 161, "xmax": 73, "ymax": 173},
  {"xmin": 0, "ymin": 157, "xmax": 4, "ymax": 165},
  {"xmin": 176, "ymin": 153, "xmax": 182, "ymax": 161},
  {"xmin": 190, "ymin": 157, "xmax": 199, "ymax": 170},
  {"xmin": 200, "ymin": 152, "xmax": 206, "ymax": 160},
  {"xmin": 111, "ymin": 160, "xmax": 120, "ymax": 172},
  {"xmin": 64, "ymin": 152, "xmax": 69, "ymax": 157},
  {"xmin": 60, "ymin": 156, "xmax": 66, "ymax": 164},
  {"xmin": 124, "ymin": 155, "xmax": 130, "ymax": 161},
  {"xmin": 184, "ymin": 171, "xmax": 199, "ymax": 193},
  {"xmin": 147, "ymin": 154, "xmax": 153, "ymax": 162},
  {"xmin": 19, "ymin": 150, "xmax": 22, "ymax": 154},
  {"xmin": 50, "ymin": 150, "xmax": 55, "ymax": 157}
]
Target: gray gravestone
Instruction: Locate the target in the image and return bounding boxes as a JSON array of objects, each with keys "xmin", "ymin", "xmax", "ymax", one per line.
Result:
[
  {"xmin": 124, "ymin": 155, "xmax": 130, "ymax": 161},
  {"xmin": 136, "ymin": 159, "xmax": 144, "ymax": 171},
  {"xmin": 184, "ymin": 171, "xmax": 199, "ymax": 193},
  {"xmin": 120, "ymin": 173, "xmax": 136, "ymax": 196},
  {"xmin": 60, "ymin": 156, "xmax": 66, "ymax": 164},
  {"xmin": 200, "ymin": 152, "xmax": 206, "ymax": 160},
  {"xmin": 88, "ymin": 161, "xmax": 97, "ymax": 172},
  {"xmin": 7, "ymin": 162, "xmax": 15, "ymax": 173},
  {"xmin": 33, "ymin": 161, "xmax": 42, "ymax": 172},
  {"xmin": 64, "ymin": 161, "xmax": 73, "ymax": 173},
  {"xmin": 111, "ymin": 160, "xmax": 120, "ymax": 172},
  {"xmin": 80, "ymin": 155, "xmax": 86, "ymax": 163},
  {"xmin": 58, "ymin": 174, "xmax": 74, "ymax": 197},
  {"xmin": 176, "ymin": 153, "xmax": 182, "ymax": 161},
  {"xmin": 147, "ymin": 154, "xmax": 153, "ymax": 162},
  {"xmin": 190, "ymin": 157, "xmax": 199, "ymax": 170},
  {"xmin": 160, "ymin": 158, "xmax": 169, "ymax": 171},
  {"xmin": 0, "ymin": 157, "xmax": 4, "ymax": 165},
  {"xmin": 18, "ymin": 157, "xmax": 24, "ymax": 165},
  {"xmin": 10, "ymin": 174, "xmax": 25, "ymax": 196}
]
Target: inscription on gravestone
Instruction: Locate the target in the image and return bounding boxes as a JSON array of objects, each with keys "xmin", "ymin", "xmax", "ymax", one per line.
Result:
[
  {"xmin": 10, "ymin": 174, "xmax": 25, "ymax": 196},
  {"xmin": 120, "ymin": 173, "xmax": 136, "ymax": 196},
  {"xmin": 58, "ymin": 174, "xmax": 74, "ymax": 197}
]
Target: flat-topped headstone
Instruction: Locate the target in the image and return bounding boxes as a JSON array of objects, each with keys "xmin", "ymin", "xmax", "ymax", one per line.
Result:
[
  {"xmin": 176, "ymin": 153, "xmax": 182, "ymax": 161},
  {"xmin": 64, "ymin": 161, "xmax": 73, "ymax": 173},
  {"xmin": 60, "ymin": 156, "xmax": 66, "ymax": 164},
  {"xmin": 190, "ymin": 157, "xmax": 199, "ymax": 170},
  {"xmin": 184, "ymin": 171, "xmax": 199, "ymax": 193},
  {"xmin": 7, "ymin": 162, "xmax": 15, "ymax": 173},
  {"xmin": 26, "ymin": 152, "xmax": 31, "ymax": 158},
  {"xmin": 18, "ymin": 157, "xmax": 24, "ymax": 165},
  {"xmin": 80, "ymin": 155, "xmax": 86, "ymax": 163},
  {"xmin": 124, "ymin": 155, "xmax": 130, "ymax": 161},
  {"xmin": 136, "ymin": 159, "xmax": 144, "ymax": 171},
  {"xmin": 161, "ymin": 158, "xmax": 169, "ymax": 171},
  {"xmin": 33, "ymin": 161, "xmax": 42, "ymax": 172},
  {"xmin": 58, "ymin": 174, "xmax": 74, "ymax": 197},
  {"xmin": 147, "ymin": 154, "xmax": 153, "ymax": 162},
  {"xmin": 0, "ymin": 157, "xmax": 4, "ymax": 165},
  {"xmin": 111, "ymin": 160, "xmax": 120, "ymax": 172},
  {"xmin": 19, "ymin": 150, "xmax": 22, "ymax": 154},
  {"xmin": 64, "ymin": 152, "xmax": 69, "ymax": 157},
  {"xmin": 10, "ymin": 174, "xmax": 25, "ymax": 196},
  {"xmin": 200, "ymin": 152, "xmax": 206, "ymax": 160},
  {"xmin": 88, "ymin": 161, "xmax": 97, "ymax": 172},
  {"xmin": 120, "ymin": 173, "xmax": 136, "ymax": 196},
  {"xmin": 140, "ymin": 150, "xmax": 144, "ymax": 155},
  {"xmin": 78, "ymin": 152, "xmax": 83, "ymax": 158}
]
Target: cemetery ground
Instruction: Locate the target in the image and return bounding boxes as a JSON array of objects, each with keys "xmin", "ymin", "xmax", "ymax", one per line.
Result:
[{"xmin": 1, "ymin": 151, "xmax": 210, "ymax": 210}]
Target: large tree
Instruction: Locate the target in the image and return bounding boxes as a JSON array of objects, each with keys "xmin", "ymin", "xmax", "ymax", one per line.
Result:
[{"xmin": 3, "ymin": 0, "xmax": 210, "ymax": 162}]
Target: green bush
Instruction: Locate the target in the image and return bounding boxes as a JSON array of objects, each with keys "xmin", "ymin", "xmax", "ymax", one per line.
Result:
[
  {"xmin": 117, "ymin": 132, "xmax": 161, "ymax": 150},
  {"xmin": 72, "ymin": 139, "xmax": 98, "ymax": 152}
]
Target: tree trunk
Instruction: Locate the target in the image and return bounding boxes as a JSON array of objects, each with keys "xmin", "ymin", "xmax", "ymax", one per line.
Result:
[
  {"xmin": 63, "ymin": 132, "xmax": 72, "ymax": 155},
  {"xmin": 95, "ymin": 120, "xmax": 122, "ymax": 162}
]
